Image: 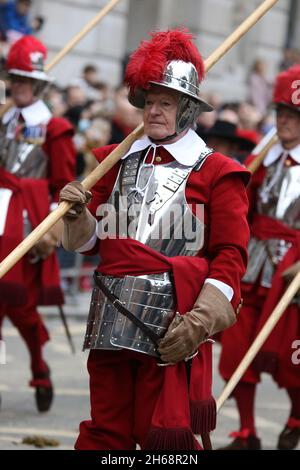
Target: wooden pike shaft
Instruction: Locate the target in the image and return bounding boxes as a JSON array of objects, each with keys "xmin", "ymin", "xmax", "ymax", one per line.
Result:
[
  {"xmin": 217, "ymin": 270, "xmax": 300, "ymax": 412},
  {"xmin": 45, "ymin": 0, "xmax": 122, "ymax": 72}
]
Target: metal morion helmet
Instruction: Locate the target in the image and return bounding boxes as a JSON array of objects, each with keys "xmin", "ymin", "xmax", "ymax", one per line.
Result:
[{"xmin": 125, "ymin": 28, "xmax": 213, "ymax": 137}]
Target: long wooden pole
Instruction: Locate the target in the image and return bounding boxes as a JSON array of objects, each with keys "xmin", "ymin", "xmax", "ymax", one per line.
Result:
[
  {"xmin": 204, "ymin": 0, "xmax": 279, "ymax": 71},
  {"xmin": 45, "ymin": 0, "xmax": 122, "ymax": 72},
  {"xmin": 246, "ymin": 132, "xmax": 279, "ymax": 173},
  {"xmin": 246, "ymin": 127, "xmax": 279, "ymax": 173},
  {"xmin": 216, "ymin": 270, "xmax": 300, "ymax": 412},
  {"xmin": 0, "ymin": 0, "xmax": 279, "ymax": 280}
]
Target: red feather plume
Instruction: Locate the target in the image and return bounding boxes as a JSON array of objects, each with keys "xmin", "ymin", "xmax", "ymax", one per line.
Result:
[
  {"xmin": 6, "ymin": 35, "xmax": 47, "ymax": 72},
  {"xmin": 273, "ymin": 65, "xmax": 300, "ymax": 108},
  {"xmin": 125, "ymin": 28, "xmax": 205, "ymax": 92}
]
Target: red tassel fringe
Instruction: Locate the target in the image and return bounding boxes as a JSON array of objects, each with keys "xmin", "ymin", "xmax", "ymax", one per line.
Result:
[
  {"xmin": 190, "ymin": 397, "xmax": 217, "ymax": 434},
  {"xmin": 143, "ymin": 427, "xmax": 200, "ymax": 450}
]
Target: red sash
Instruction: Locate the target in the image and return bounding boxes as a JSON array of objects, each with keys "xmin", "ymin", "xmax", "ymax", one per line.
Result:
[{"xmin": 98, "ymin": 237, "xmax": 216, "ymax": 449}]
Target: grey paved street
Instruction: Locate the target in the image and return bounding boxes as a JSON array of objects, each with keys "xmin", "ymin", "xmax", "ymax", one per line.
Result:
[{"xmin": 0, "ymin": 294, "xmax": 299, "ymax": 451}]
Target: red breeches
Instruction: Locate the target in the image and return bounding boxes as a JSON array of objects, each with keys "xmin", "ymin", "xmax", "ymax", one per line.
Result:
[
  {"xmin": 0, "ymin": 259, "xmax": 49, "ymax": 377},
  {"xmin": 75, "ymin": 349, "xmax": 165, "ymax": 450}
]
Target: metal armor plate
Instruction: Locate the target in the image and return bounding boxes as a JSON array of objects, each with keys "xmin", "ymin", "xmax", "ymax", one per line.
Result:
[
  {"xmin": 83, "ymin": 272, "xmax": 175, "ymax": 357},
  {"xmin": 258, "ymin": 163, "xmax": 300, "ymax": 229},
  {"xmin": 0, "ymin": 121, "xmax": 48, "ymax": 178}
]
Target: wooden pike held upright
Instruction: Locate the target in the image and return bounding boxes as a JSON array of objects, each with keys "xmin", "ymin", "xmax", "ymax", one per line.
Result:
[
  {"xmin": 216, "ymin": 269, "xmax": 300, "ymax": 412},
  {"xmin": 45, "ymin": 0, "xmax": 122, "ymax": 72},
  {"xmin": 0, "ymin": 0, "xmax": 279, "ymax": 280}
]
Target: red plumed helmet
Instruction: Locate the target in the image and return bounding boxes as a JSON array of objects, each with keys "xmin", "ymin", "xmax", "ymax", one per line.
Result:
[
  {"xmin": 125, "ymin": 28, "xmax": 213, "ymax": 112},
  {"xmin": 6, "ymin": 35, "xmax": 51, "ymax": 82},
  {"xmin": 273, "ymin": 65, "xmax": 300, "ymax": 111}
]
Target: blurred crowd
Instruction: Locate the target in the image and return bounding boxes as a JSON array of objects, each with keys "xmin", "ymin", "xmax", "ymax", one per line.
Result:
[{"xmin": 2, "ymin": 0, "xmax": 300, "ymax": 293}]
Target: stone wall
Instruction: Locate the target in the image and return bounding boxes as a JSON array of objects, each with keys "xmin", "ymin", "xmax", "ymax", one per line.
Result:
[{"xmin": 32, "ymin": 0, "xmax": 291, "ymax": 100}]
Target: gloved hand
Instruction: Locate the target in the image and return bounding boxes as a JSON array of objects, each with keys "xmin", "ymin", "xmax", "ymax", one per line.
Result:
[
  {"xmin": 59, "ymin": 181, "xmax": 97, "ymax": 251},
  {"xmin": 158, "ymin": 283, "xmax": 236, "ymax": 364},
  {"xmin": 30, "ymin": 233, "xmax": 57, "ymax": 260},
  {"xmin": 29, "ymin": 220, "xmax": 63, "ymax": 261},
  {"xmin": 59, "ymin": 181, "xmax": 92, "ymax": 219}
]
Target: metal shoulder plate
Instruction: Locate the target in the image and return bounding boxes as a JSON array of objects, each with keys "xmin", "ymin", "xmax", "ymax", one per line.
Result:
[{"xmin": 193, "ymin": 147, "xmax": 214, "ymax": 172}]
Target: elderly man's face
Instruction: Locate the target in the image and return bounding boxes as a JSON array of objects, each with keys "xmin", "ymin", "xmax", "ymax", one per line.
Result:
[
  {"xmin": 276, "ymin": 105, "xmax": 300, "ymax": 148},
  {"xmin": 143, "ymin": 85, "xmax": 179, "ymax": 142}
]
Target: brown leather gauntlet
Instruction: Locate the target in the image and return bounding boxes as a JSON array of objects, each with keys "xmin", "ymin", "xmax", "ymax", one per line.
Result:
[
  {"xmin": 59, "ymin": 181, "xmax": 97, "ymax": 252},
  {"xmin": 158, "ymin": 283, "xmax": 236, "ymax": 364}
]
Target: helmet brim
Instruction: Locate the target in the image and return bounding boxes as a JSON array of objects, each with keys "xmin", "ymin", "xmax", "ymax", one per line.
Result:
[
  {"xmin": 129, "ymin": 83, "xmax": 214, "ymax": 113},
  {"xmin": 7, "ymin": 69, "xmax": 53, "ymax": 82}
]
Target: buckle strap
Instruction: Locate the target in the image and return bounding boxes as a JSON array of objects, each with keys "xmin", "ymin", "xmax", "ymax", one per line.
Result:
[{"xmin": 93, "ymin": 272, "xmax": 161, "ymax": 347}]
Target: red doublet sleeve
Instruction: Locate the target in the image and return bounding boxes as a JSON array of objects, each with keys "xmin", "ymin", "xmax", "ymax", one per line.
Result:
[
  {"xmin": 81, "ymin": 144, "xmax": 120, "ymax": 255},
  {"xmin": 189, "ymin": 153, "xmax": 251, "ymax": 310},
  {"xmin": 88, "ymin": 144, "xmax": 120, "ymax": 215},
  {"xmin": 43, "ymin": 117, "xmax": 76, "ymax": 202}
]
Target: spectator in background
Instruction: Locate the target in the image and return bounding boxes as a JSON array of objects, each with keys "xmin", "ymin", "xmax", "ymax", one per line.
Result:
[
  {"xmin": 109, "ymin": 84, "xmax": 142, "ymax": 144},
  {"xmin": 64, "ymin": 85, "xmax": 87, "ymax": 127},
  {"xmin": 279, "ymin": 47, "xmax": 300, "ymax": 71},
  {"xmin": 0, "ymin": 0, "xmax": 32, "ymax": 43},
  {"xmin": 248, "ymin": 59, "xmax": 273, "ymax": 116},
  {"xmin": 71, "ymin": 64, "xmax": 104, "ymax": 101},
  {"xmin": 238, "ymin": 102, "xmax": 262, "ymax": 130},
  {"xmin": 203, "ymin": 119, "xmax": 240, "ymax": 158},
  {"xmin": 202, "ymin": 109, "xmax": 258, "ymax": 163},
  {"xmin": 31, "ymin": 15, "xmax": 45, "ymax": 34}
]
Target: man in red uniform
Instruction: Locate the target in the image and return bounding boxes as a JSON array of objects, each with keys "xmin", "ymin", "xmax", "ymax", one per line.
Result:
[
  {"xmin": 60, "ymin": 29, "xmax": 250, "ymax": 450},
  {"xmin": 219, "ymin": 65, "xmax": 300, "ymax": 450},
  {"xmin": 0, "ymin": 36, "xmax": 76, "ymax": 411}
]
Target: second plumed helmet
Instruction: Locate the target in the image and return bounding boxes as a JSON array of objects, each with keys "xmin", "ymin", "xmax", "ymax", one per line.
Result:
[
  {"xmin": 6, "ymin": 35, "xmax": 52, "ymax": 82},
  {"xmin": 125, "ymin": 28, "xmax": 213, "ymax": 136}
]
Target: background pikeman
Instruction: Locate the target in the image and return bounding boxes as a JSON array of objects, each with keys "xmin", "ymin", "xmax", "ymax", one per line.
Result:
[
  {"xmin": 219, "ymin": 65, "xmax": 300, "ymax": 451},
  {"xmin": 0, "ymin": 35, "xmax": 76, "ymax": 412}
]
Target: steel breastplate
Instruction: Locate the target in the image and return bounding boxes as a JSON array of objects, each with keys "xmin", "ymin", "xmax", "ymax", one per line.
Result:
[
  {"xmin": 243, "ymin": 162, "xmax": 300, "ymax": 287},
  {"xmin": 84, "ymin": 147, "xmax": 212, "ymax": 355},
  {"xmin": 257, "ymin": 163, "xmax": 300, "ymax": 229},
  {"xmin": 0, "ymin": 121, "xmax": 48, "ymax": 179},
  {"xmin": 97, "ymin": 148, "xmax": 211, "ymax": 257}
]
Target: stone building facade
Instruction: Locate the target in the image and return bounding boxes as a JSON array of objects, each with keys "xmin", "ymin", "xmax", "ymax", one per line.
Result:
[{"xmin": 33, "ymin": 0, "xmax": 295, "ymax": 100}]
